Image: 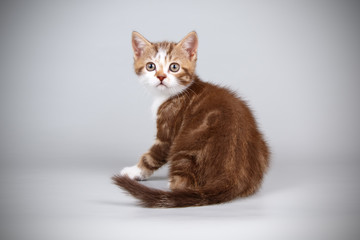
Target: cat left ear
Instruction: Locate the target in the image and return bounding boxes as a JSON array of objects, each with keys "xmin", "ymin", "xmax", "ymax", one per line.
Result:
[
  {"xmin": 178, "ymin": 31, "xmax": 198, "ymax": 60},
  {"xmin": 132, "ymin": 31, "xmax": 151, "ymax": 59}
]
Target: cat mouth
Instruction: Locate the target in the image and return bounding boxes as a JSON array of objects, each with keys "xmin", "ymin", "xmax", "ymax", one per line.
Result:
[{"xmin": 156, "ymin": 83, "xmax": 168, "ymax": 88}]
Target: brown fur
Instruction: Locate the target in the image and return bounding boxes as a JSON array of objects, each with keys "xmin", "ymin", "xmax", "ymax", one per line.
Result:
[{"xmin": 112, "ymin": 31, "xmax": 270, "ymax": 208}]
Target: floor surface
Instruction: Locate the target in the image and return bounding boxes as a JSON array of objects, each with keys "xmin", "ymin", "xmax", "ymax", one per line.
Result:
[{"xmin": 1, "ymin": 157, "xmax": 359, "ymax": 240}]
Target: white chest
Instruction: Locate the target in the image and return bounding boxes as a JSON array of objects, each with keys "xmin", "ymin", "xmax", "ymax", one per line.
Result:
[{"xmin": 151, "ymin": 95, "xmax": 169, "ymax": 120}]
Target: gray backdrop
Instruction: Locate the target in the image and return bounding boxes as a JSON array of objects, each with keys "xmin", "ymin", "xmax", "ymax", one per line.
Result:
[{"xmin": 0, "ymin": 1, "xmax": 359, "ymax": 240}]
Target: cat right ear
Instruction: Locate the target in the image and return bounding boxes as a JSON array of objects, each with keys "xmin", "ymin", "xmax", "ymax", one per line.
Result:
[
  {"xmin": 177, "ymin": 31, "xmax": 198, "ymax": 60},
  {"xmin": 132, "ymin": 31, "xmax": 151, "ymax": 59}
]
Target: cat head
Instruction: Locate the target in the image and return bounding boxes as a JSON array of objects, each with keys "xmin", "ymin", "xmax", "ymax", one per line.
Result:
[{"xmin": 131, "ymin": 31, "xmax": 198, "ymax": 97}]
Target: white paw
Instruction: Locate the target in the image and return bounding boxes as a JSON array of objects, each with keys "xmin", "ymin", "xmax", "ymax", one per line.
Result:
[
  {"xmin": 167, "ymin": 180, "xmax": 171, "ymax": 189},
  {"xmin": 120, "ymin": 165, "xmax": 146, "ymax": 180}
]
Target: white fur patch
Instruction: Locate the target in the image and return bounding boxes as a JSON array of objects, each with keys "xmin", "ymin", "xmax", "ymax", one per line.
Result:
[
  {"xmin": 120, "ymin": 165, "xmax": 146, "ymax": 180},
  {"xmin": 155, "ymin": 48, "xmax": 167, "ymax": 67},
  {"xmin": 167, "ymin": 180, "xmax": 171, "ymax": 189},
  {"xmin": 151, "ymin": 95, "xmax": 169, "ymax": 120}
]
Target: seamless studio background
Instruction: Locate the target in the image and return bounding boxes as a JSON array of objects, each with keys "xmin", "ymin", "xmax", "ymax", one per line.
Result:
[{"xmin": 0, "ymin": 1, "xmax": 359, "ymax": 240}]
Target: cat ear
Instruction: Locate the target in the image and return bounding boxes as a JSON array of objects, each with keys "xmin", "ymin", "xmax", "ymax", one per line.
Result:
[
  {"xmin": 132, "ymin": 31, "xmax": 151, "ymax": 58},
  {"xmin": 178, "ymin": 31, "xmax": 198, "ymax": 60}
]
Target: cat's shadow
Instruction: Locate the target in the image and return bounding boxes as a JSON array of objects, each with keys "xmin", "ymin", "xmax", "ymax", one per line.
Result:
[{"xmin": 146, "ymin": 176, "xmax": 168, "ymax": 181}]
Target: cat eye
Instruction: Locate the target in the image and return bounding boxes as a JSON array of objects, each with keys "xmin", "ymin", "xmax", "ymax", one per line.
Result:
[
  {"xmin": 169, "ymin": 63, "xmax": 180, "ymax": 72},
  {"xmin": 146, "ymin": 62, "xmax": 156, "ymax": 71}
]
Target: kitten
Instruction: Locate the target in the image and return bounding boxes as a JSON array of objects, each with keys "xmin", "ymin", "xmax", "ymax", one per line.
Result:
[{"xmin": 112, "ymin": 31, "xmax": 270, "ymax": 207}]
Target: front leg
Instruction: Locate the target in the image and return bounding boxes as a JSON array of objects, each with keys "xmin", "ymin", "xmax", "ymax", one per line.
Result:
[{"xmin": 120, "ymin": 139, "xmax": 170, "ymax": 180}]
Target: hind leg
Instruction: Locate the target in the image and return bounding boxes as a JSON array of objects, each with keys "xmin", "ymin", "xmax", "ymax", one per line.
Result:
[
  {"xmin": 169, "ymin": 175, "xmax": 193, "ymax": 190},
  {"xmin": 168, "ymin": 152, "xmax": 198, "ymax": 190}
]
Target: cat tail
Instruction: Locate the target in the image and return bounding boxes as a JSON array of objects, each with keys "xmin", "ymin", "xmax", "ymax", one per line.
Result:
[{"xmin": 111, "ymin": 175, "xmax": 237, "ymax": 208}]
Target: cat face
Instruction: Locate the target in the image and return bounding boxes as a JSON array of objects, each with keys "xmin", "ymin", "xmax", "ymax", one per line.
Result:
[{"xmin": 131, "ymin": 31, "xmax": 198, "ymax": 97}]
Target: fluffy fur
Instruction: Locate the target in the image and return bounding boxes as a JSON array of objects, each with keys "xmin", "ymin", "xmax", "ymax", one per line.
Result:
[{"xmin": 112, "ymin": 31, "xmax": 270, "ymax": 208}]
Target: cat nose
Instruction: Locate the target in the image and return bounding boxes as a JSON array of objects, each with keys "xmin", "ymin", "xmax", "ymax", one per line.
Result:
[{"xmin": 157, "ymin": 75, "xmax": 167, "ymax": 82}]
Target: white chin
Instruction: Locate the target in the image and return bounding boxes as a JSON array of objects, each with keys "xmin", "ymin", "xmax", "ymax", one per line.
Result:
[{"xmin": 156, "ymin": 85, "xmax": 168, "ymax": 91}]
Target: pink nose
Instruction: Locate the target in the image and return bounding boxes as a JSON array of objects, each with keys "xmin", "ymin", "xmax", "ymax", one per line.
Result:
[{"xmin": 157, "ymin": 75, "xmax": 166, "ymax": 82}]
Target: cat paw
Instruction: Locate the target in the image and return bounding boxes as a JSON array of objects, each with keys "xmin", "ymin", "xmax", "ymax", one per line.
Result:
[{"xmin": 120, "ymin": 165, "xmax": 146, "ymax": 181}]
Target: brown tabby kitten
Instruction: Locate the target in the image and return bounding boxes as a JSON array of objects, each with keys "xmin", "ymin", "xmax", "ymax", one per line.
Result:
[{"xmin": 112, "ymin": 31, "xmax": 270, "ymax": 208}]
